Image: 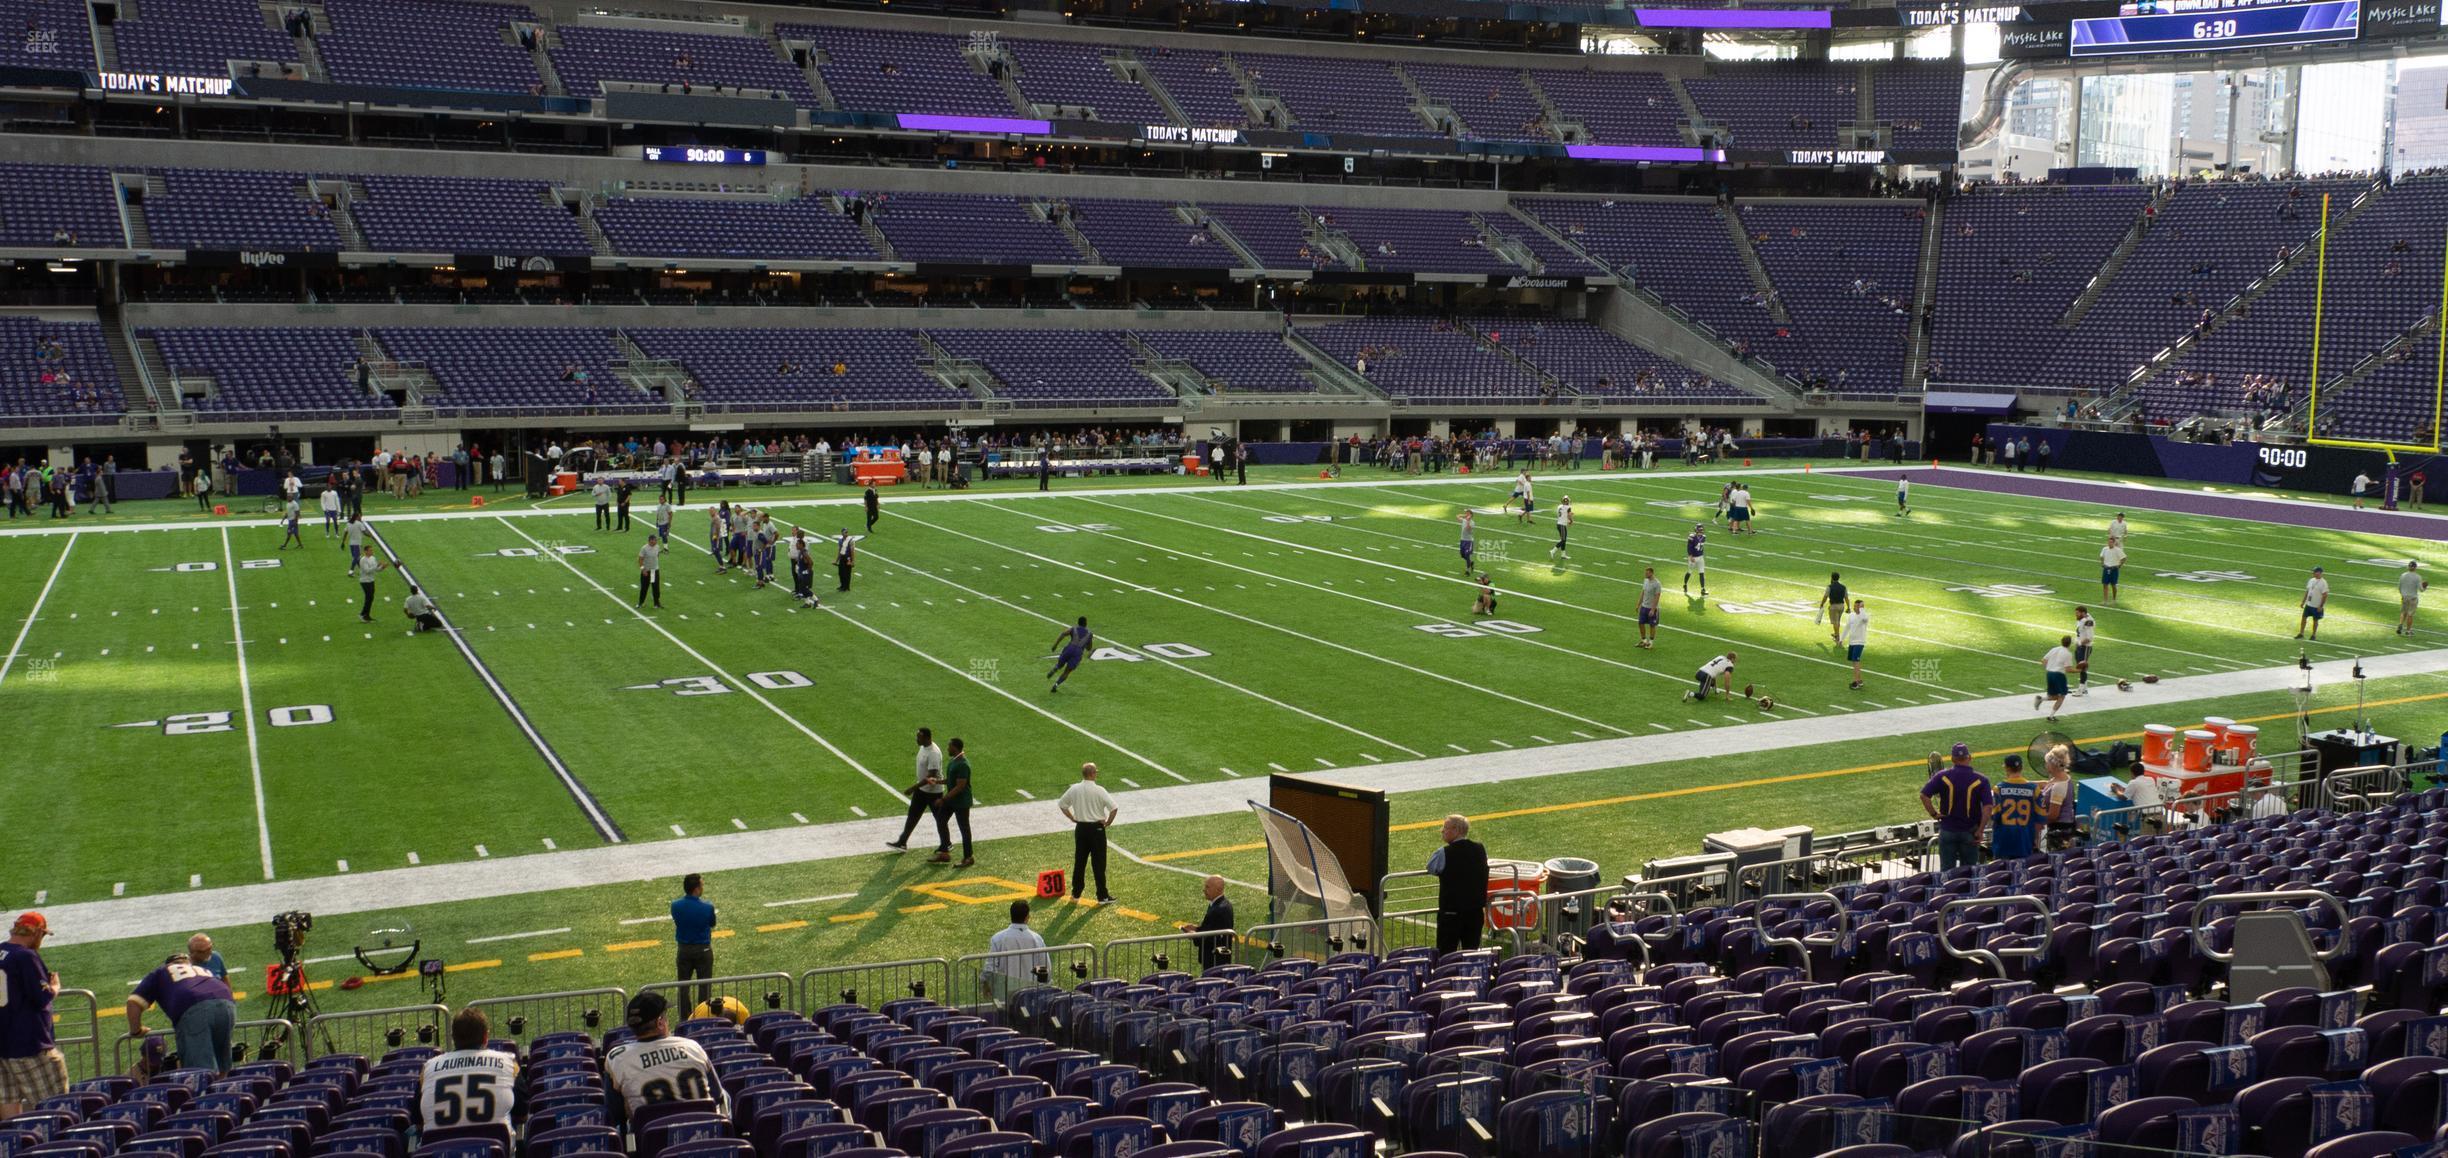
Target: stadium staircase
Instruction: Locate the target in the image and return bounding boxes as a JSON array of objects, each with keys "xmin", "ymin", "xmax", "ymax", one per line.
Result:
[
  {"xmin": 1720, "ymin": 205, "xmax": 1793, "ymax": 326},
  {"xmin": 795, "ymin": 41, "xmax": 839, "ymax": 111},
  {"xmin": 1037, "ymin": 203, "xmax": 1105, "ymax": 265},
  {"xmin": 1301, "ymin": 215, "xmax": 1364, "ymax": 272},
  {"xmin": 1471, "ymin": 216, "xmax": 1542, "ymax": 275},
  {"xmin": 1284, "ymin": 327, "xmax": 1392, "ymax": 399},
  {"xmin": 978, "ymin": 40, "xmax": 1032, "ymax": 118},
  {"xmin": 2282, "ymin": 314, "xmax": 2439, "ymax": 435},
  {"xmin": 1131, "ymin": 50, "xmax": 1195, "ymax": 128},
  {"xmin": 1518, "ymin": 73, "xmax": 1586, "ymax": 143},
  {"xmin": 1117, "ymin": 334, "xmax": 1211, "ymax": 399},
  {"xmin": 577, "ymin": 199, "xmax": 616, "ymax": 257},
  {"xmin": 87, "ymin": 1, "xmax": 118, "ymax": 69},
  {"xmin": 1667, "ymin": 75, "xmax": 1709, "ymax": 147},
  {"xmin": 2100, "ymin": 177, "xmax": 2390, "ymax": 416},
  {"xmin": 1901, "ymin": 198, "xmax": 1944, "ymax": 391},
  {"xmin": 277, "ymin": 1, "xmax": 331, "ymax": 82},
  {"xmin": 610, "ymin": 333, "xmax": 693, "ymax": 414},
  {"xmin": 1456, "ymin": 318, "xmax": 1570, "ymax": 396},
  {"xmin": 529, "ymin": 28, "xmax": 567, "ymax": 97},
  {"xmin": 353, "ymin": 333, "xmax": 441, "ymax": 417},
  {"xmin": 325, "ymin": 180, "xmax": 370, "ymax": 251},
  {"xmin": 2057, "ymin": 188, "xmax": 2166, "ymax": 328},
  {"xmin": 101, "ymin": 310, "xmax": 170, "ymax": 426},
  {"xmin": 118, "ymin": 175, "xmax": 155, "ymax": 250},
  {"xmin": 915, "ymin": 334, "xmax": 1004, "ymax": 403},
  {"xmin": 1196, "ymin": 211, "xmax": 1267, "ymax": 271},
  {"xmin": 1389, "ymin": 65, "xmax": 1452, "ymax": 137},
  {"xmin": 840, "ymin": 196, "xmax": 898, "ymax": 262},
  {"xmin": 1223, "ymin": 55, "xmax": 1290, "ymax": 130}
]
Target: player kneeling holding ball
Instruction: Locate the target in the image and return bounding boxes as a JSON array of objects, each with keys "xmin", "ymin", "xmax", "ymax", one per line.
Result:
[{"xmin": 1684, "ymin": 651, "xmax": 1738, "ymax": 702}]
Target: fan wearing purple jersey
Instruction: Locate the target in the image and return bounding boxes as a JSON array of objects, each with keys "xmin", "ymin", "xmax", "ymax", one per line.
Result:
[{"xmin": 1048, "ymin": 617, "xmax": 1093, "ymax": 694}]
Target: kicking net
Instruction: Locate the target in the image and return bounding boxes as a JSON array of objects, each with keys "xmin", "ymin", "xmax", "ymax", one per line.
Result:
[{"xmin": 1250, "ymin": 801, "xmax": 1369, "ymax": 958}]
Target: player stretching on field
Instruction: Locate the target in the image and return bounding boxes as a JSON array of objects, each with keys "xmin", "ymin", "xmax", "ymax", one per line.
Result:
[
  {"xmin": 2399, "ymin": 561, "xmax": 2427, "ymax": 635},
  {"xmin": 1457, "ymin": 509, "xmax": 1477, "ymax": 573},
  {"xmin": 2072, "ymin": 607, "xmax": 2097, "ymax": 695},
  {"xmin": 1684, "ymin": 651, "xmax": 1738, "ymax": 702},
  {"xmin": 2036, "ymin": 635, "xmax": 2074, "ymax": 720},
  {"xmin": 1683, "ymin": 524, "xmax": 1708, "ymax": 596},
  {"xmin": 1510, "ymin": 471, "xmax": 1535, "ymax": 524},
  {"xmin": 1842, "ymin": 599, "xmax": 1870, "ymax": 690},
  {"xmin": 1048, "ymin": 616, "xmax": 1092, "ymax": 694},
  {"xmin": 1551, "ymin": 497, "xmax": 1572, "ymax": 560},
  {"xmin": 2099, "ymin": 537, "xmax": 2126, "ymax": 605},
  {"xmin": 2295, "ymin": 566, "xmax": 2329, "ymax": 640},
  {"xmin": 1637, "ymin": 568, "xmax": 1662, "ymax": 649},
  {"xmin": 1472, "ymin": 573, "xmax": 1498, "ymax": 616}
]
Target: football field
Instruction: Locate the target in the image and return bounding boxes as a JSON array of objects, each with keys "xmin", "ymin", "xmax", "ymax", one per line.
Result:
[{"xmin": 7, "ymin": 463, "xmax": 2448, "ymax": 913}]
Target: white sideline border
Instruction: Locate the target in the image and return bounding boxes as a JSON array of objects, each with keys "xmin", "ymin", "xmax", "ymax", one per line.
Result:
[{"xmin": 41, "ymin": 645, "xmax": 2448, "ymax": 947}]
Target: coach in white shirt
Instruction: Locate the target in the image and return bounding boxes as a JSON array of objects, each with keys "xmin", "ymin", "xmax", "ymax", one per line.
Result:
[
  {"xmin": 1059, "ymin": 763, "xmax": 1120, "ymax": 904},
  {"xmin": 1842, "ymin": 600, "xmax": 1870, "ymax": 690},
  {"xmin": 2399, "ymin": 561, "xmax": 2427, "ymax": 635},
  {"xmin": 2036, "ymin": 635, "xmax": 2074, "ymax": 720},
  {"xmin": 2099, "ymin": 539, "xmax": 2127, "ymax": 605},
  {"xmin": 981, "ymin": 900, "xmax": 1049, "ymax": 1004}
]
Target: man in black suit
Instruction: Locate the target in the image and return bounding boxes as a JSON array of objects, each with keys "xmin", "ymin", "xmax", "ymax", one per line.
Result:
[
  {"xmin": 1179, "ymin": 874, "xmax": 1236, "ymax": 970},
  {"xmin": 1428, "ymin": 813, "xmax": 1488, "ymax": 955}
]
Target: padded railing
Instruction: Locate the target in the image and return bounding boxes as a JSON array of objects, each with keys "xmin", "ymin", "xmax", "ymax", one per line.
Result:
[
  {"xmin": 639, "ymin": 971, "xmax": 796, "ymax": 1020},
  {"xmin": 461, "ymin": 986, "xmax": 628, "ymax": 1043},
  {"xmin": 952, "ymin": 942, "xmax": 1096, "ymax": 1011},
  {"xmin": 2189, "ymin": 890, "xmax": 2349, "ymax": 965}
]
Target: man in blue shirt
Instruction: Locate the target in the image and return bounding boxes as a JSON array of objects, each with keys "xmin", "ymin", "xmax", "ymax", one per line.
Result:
[
  {"xmin": 1921, "ymin": 742, "xmax": 1993, "ymax": 871},
  {"xmin": 128, "ymin": 950, "xmax": 238, "ymax": 1073},
  {"xmin": 187, "ymin": 934, "xmax": 227, "ymax": 981},
  {"xmin": 671, "ymin": 874, "xmax": 717, "ymax": 1013},
  {"xmin": 0, "ymin": 913, "xmax": 64, "ymax": 1117}
]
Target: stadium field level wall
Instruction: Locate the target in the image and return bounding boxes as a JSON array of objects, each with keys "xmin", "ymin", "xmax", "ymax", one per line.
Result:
[{"xmin": 1986, "ymin": 424, "xmax": 2448, "ymax": 504}]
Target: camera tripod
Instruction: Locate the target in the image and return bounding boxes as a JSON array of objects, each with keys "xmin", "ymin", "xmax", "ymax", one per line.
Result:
[{"xmin": 261, "ymin": 950, "xmax": 329, "ymax": 1059}]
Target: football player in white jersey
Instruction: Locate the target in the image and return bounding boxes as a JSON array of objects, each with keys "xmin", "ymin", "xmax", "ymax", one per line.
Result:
[
  {"xmin": 417, "ymin": 1008, "xmax": 522, "ymax": 1142},
  {"xmin": 603, "ymin": 992, "xmax": 722, "ymax": 1124}
]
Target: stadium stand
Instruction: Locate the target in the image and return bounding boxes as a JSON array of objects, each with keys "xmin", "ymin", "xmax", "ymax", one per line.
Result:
[
  {"xmin": 1523, "ymin": 70, "xmax": 1684, "ymax": 146},
  {"xmin": 1302, "ymin": 318, "xmax": 1551, "ymax": 400},
  {"xmin": 928, "ymin": 330, "xmax": 1174, "ymax": 405},
  {"xmin": 110, "ymin": 0, "xmax": 301, "ymax": 78},
  {"xmin": 1868, "ymin": 62, "xmax": 1963, "ymax": 153},
  {"xmin": 373, "ymin": 328, "xmax": 650, "ymax": 414},
  {"xmin": 7, "ymin": 0, "xmax": 99, "ymax": 71},
  {"xmin": 1135, "ymin": 47, "xmax": 1251, "ymax": 130},
  {"xmin": 627, "ymin": 329, "xmax": 970, "ymax": 412},
  {"xmin": 1003, "ymin": 39, "xmax": 1169, "ymax": 124},
  {"xmin": 2, "ymin": 318, "xmax": 124, "ymax": 419},
  {"xmin": 144, "ymin": 170, "xmax": 345, "ymax": 254},
  {"xmin": 1736, "ymin": 201, "xmax": 1923, "ymax": 392},
  {"xmin": 866, "ymin": 195, "xmax": 1084, "ymax": 266},
  {"xmin": 1517, "ymin": 198, "xmax": 1795, "ymax": 375},
  {"xmin": 146, "ymin": 328, "xmax": 391, "ymax": 419},
  {"xmin": 1926, "ymin": 185, "xmax": 2151, "ymax": 389},
  {"xmin": 1064, "ymin": 201, "xmax": 1239, "ymax": 270},
  {"xmin": 792, "ymin": 25, "xmax": 1015, "ymax": 119},
  {"xmin": 1136, "ymin": 332, "xmax": 1322, "ymax": 394},
  {"xmin": 593, "ymin": 196, "xmax": 880, "ymax": 263},
  {"xmin": 547, "ymin": 23, "xmax": 821, "ymax": 104},
  {"xmin": 315, "ymin": 0, "xmax": 544, "ymax": 94},
  {"xmin": 1402, "ymin": 63, "xmax": 1553, "ymax": 143},
  {"xmin": 23, "ymin": 777, "xmax": 2448, "ymax": 1158},
  {"xmin": 349, "ymin": 176, "xmax": 591, "ymax": 256},
  {"xmin": 1682, "ymin": 64, "xmax": 1858, "ymax": 150},
  {"xmin": 1, "ymin": 164, "xmax": 125, "ymax": 249},
  {"xmin": 1233, "ymin": 52, "xmax": 1434, "ymax": 137}
]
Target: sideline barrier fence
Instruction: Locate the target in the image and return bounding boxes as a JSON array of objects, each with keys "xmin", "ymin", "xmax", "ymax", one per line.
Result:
[
  {"xmin": 1097, "ymin": 931, "xmax": 1218, "ymax": 982},
  {"xmin": 2082, "ymin": 771, "xmax": 2315, "ymax": 843},
  {"xmin": 462, "ymin": 987, "xmax": 628, "ymax": 1044},
  {"xmin": 951, "ymin": 943, "xmax": 1095, "ymax": 1012},
  {"xmin": 639, "ymin": 972, "xmax": 795, "ymax": 1021},
  {"xmin": 799, "ymin": 958, "xmax": 949, "ymax": 1013},
  {"xmin": 52, "ymin": 988, "xmax": 102, "ymax": 1083},
  {"xmin": 303, "ymin": 1004, "xmax": 448, "ymax": 1060},
  {"xmin": 1238, "ymin": 916, "xmax": 1379, "ymax": 966}
]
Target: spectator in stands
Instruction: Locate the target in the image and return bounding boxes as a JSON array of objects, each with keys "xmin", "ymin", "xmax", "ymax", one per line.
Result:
[
  {"xmin": 603, "ymin": 993, "xmax": 721, "ymax": 1124},
  {"xmin": 1921, "ymin": 743, "xmax": 1991, "ymax": 870},
  {"xmin": 1179, "ymin": 875, "xmax": 1235, "ymax": 970},
  {"xmin": 983, "ymin": 900, "xmax": 1047, "ymax": 1004},
  {"xmin": 127, "ymin": 949, "xmax": 237, "ymax": 1073},
  {"xmin": 1428, "ymin": 814, "xmax": 1489, "ymax": 954},
  {"xmin": 414, "ymin": 1008, "xmax": 521, "ymax": 1142},
  {"xmin": 0, "ymin": 913, "xmax": 63, "ymax": 1117}
]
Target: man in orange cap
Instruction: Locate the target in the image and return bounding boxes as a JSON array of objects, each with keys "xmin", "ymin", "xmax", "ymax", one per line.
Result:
[{"xmin": 0, "ymin": 913, "xmax": 65, "ymax": 1116}]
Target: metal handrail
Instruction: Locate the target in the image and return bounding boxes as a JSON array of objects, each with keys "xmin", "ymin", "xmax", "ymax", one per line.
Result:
[
  {"xmin": 1938, "ymin": 895, "xmax": 2055, "ymax": 979},
  {"xmin": 638, "ymin": 972, "xmax": 796, "ymax": 1019},
  {"xmin": 2191, "ymin": 890, "xmax": 2349, "ymax": 964},
  {"xmin": 1241, "ymin": 916, "xmax": 1379, "ymax": 964},
  {"xmin": 302, "ymin": 1004, "xmax": 448, "ymax": 1060},
  {"xmin": 952, "ymin": 942, "xmax": 1096, "ymax": 1011},
  {"xmin": 461, "ymin": 987, "xmax": 627, "ymax": 1042},
  {"xmin": 798, "ymin": 957, "xmax": 949, "ymax": 1012},
  {"xmin": 2323, "ymin": 764, "xmax": 2402, "ymax": 813},
  {"xmin": 1749, "ymin": 892, "xmax": 1849, "ymax": 981},
  {"xmin": 51, "ymin": 988, "xmax": 101, "ymax": 1083},
  {"xmin": 1100, "ymin": 931, "xmax": 1227, "ymax": 980}
]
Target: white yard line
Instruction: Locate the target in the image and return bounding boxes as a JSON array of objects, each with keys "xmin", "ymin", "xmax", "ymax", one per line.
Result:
[
  {"xmin": 897, "ymin": 508, "xmax": 1633, "ymax": 738},
  {"xmin": 466, "ymin": 927, "xmax": 573, "ymax": 944},
  {"xmin": 853, "ymin": 540, "xmax": 1425, "ymax": 760},
  {"xmin": 49, "ymin": 645, "xmax": 2442, "ymax": 947},
  {"xmin": 0, "ymin": 531, "xmax": 75, "ymax": 688},
  {"xmin": 221, "ymin": 528, "xmax": 275, "ymax": 881},
  {"xmin": 500, "ymin": 517, "xmax": 902, "ymax": 800},
  {"xmin": 367, "ymin": 525, "xmax": 623, "ymax": 843}
]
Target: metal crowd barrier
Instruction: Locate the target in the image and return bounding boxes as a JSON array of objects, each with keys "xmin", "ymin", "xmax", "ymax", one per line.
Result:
[
  {"xmin": 1238, "ymin": 916, "xmax": 1379, "ymax": 966},
  {"xmin": 799, "ymin": 958, "xmax": 950, "ymax": 1013},
  {"xmin": 2323, "ymin": 764, "xmax": 2404, "ymax": 813},
  {"xmin": 461, "ymin": 987, "xmax": 628, "ymax": 1044},
  {"xmin": 108, "ymin": 1017, "xmax": 298, "ymax": 1074},
  {"xmin": 1938, "ymin": 895, "xmax": 2054, "ymax": 979},
  {"xmin": 638, "ymin": 972, "xmax": 796, "ymax": 1021},
  {"xmin": 1099, "ymin": 932, "xmax": 1222, "ymax": 982},
  {"xmin": 951, "ymin": 943, "xmax": 1096, "ymax": 1013},
  {"xmin": 302, "ymin": 1004, "xmax": 448, "ymax": 1060},
  {"xmin": 52, "ymin": 988, "xmax": 102, "ymax": 1083}
]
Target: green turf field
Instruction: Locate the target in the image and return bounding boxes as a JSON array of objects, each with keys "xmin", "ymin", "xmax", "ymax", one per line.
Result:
[{"xmin": 9, "ymin": 461, "xmax": 2448, "ymax": 1041}]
